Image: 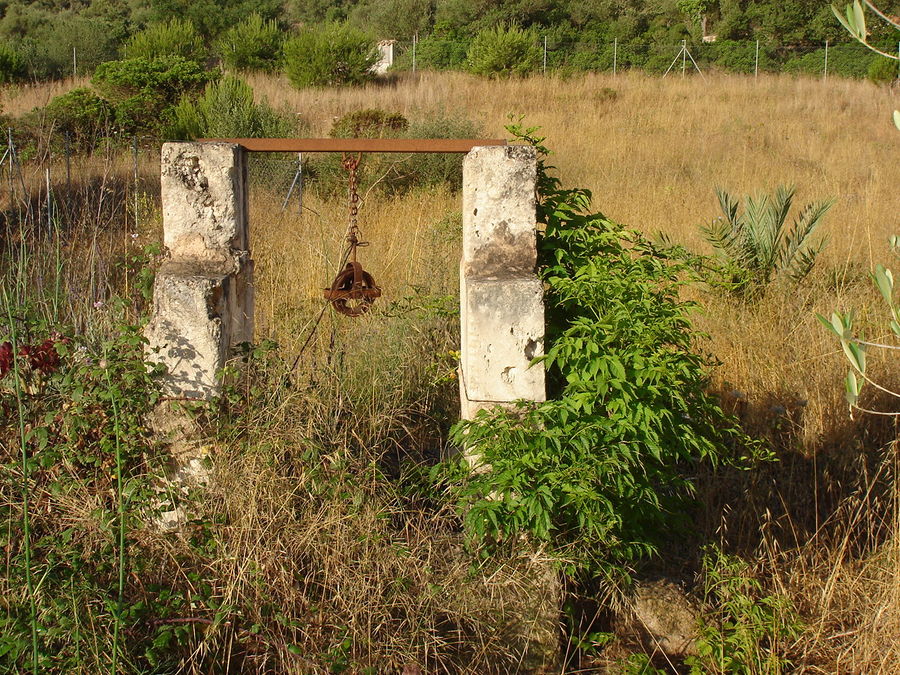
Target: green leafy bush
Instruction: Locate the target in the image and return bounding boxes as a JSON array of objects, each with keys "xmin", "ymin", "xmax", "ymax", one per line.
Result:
[
  {"xmin": 215, "ymin": 13, "xmax": 283, "ymax": 71},
  {"xmin": 443, "ymin": 124, "xmax": 757, "ymax": 585},
  {"xmin": 0, "ymin": 311, "xmax": 165, "ymax": 671},
  {"xmin": 0, "ymin": 42, "xmax": 26, "ymax": 84},
  {"xmin": 4, "ymin": 12, "xmax": 123, "ymax": 80},
  {"xmin": 167, "ymin": 75, "xmax": 294, "ymax": 139},
  {"xmin": 394, "ymin": 115, "xmax": 483, "ymax": 191},
  {"xmin": 391, "ymin": 33, "xmax": 471, "ymax": 71},
  {"xmin": 466, "ymin": 24, "xmax": 541, "ymax": 78},
  {"xmin": 124, "ymin": 18, "xmax": 206, "ymax": 62},
  {"xmin": 42, "ymin": 88, "xmax": 114, "ymax": 150},
  {"xmin": 283, "ymin": 23, "xmax": 376, "ymax": 88},
  {"xmin": 304, "ymin": 108, "xmax": 409, "ymax": 196},
  {"xmin": 92, "ymin": 56, "xmax": 213, "ymax": 134},
  {"xmin": 308, "ymin": 109, "xmax": 481, "ymax": 196}
]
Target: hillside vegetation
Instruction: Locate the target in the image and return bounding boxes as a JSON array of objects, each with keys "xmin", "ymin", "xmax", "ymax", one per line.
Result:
[{"xmin": 1, "ymin": 0, "xmax": 899, "ymax": 83}]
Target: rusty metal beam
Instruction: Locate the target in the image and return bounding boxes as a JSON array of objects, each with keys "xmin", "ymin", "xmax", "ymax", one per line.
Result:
[{"xmin": 197, "ymin": 138, "xmax": 508, "ymax": 153}]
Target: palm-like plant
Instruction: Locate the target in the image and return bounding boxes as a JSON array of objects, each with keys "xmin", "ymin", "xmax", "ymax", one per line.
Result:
[{"xmin": 701, "ymin": 185, "xmax": 833, "ymax": 297}]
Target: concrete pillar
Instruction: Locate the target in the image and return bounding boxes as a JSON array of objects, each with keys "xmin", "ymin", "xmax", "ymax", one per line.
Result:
[
  {"xmin": 145, "ymin": 142, "xmax": 253, "ymax": 400},
  {"xmin": 460, "ymin": 145, "xmax": 545, "ymax": 418}
]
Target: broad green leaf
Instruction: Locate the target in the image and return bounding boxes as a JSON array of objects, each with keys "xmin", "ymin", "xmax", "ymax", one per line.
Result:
[
  {"xmin": 843, "ymin": 340, "xmax": 867, "ymax": 374},
  {"xmin": 872, "ymin": 264, "xmax": 894, "ymax": 304},
  {"xmin": 817, "ymin": 312, "xmax": 843, "ymax": 337},
  {"xmin": 852, "ymin": 0, "xmax": 866, "ymax": 38},
  {"xmin": 845, "ymin": 370, "xmax": 862, "ymax": 406},
  {"xmin": 819, "ymin": 310, "xmax": 853, "ymax": 339}
]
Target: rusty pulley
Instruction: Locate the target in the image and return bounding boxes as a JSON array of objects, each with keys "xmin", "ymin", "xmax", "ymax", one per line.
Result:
[
  {"xmin": 324, "ymin": 153, "xmax": 381, "ymax": 317},
  {"xmin": 323, "ymin": 260, "xmax": 382, "ymax": 317}
]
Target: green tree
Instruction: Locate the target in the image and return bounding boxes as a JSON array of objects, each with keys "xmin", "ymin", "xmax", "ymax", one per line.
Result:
[
  {"xmin": 125, "ymin": 18, "xmax": 205, "ymax": 62},
  {"xmin": 214, "ymin": 13, "xmax": 283, "ymax": 71},
  {"xmin": 466, "ymin": 23, "xmax": 541, "ymax": 77},
  {"xmin": 676, "ymin": 0, "xmax": 712, "ymax": 36},
  {"xmin": 92, "ymin": 56, "xmax": 212, "ymax": 134},
  {"xmin": 348, "ymin": 0, "xmax": 435, "ymax": 40},
  {"xmin": 148, "ymin": 0, "xmax": 282, "ymax": 38},
  {"xmin": 282, "ymin": 23, "xmax": 376, "ymax": 88},
  {"xmin": 0, "ymin": 42, "xmax": 25, "ymax": 83}
]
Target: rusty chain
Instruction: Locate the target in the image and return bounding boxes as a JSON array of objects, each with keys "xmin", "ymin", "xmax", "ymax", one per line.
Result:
[{"xmin": 341, "ymin": 152, "xmax": 363, "ymax": 259}]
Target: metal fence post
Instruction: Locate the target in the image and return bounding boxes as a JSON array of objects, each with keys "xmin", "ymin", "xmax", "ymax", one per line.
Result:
[
  {"xmin": 613, "ymin": 37, "xmax": 618, "ymax": 75},
  {"xmin": 755, "ymin": 39, "xmax": 759, "ymax": 78},
  {"xmin": 543, "ymin": 35, "xmax": 547, "ymax": 74}
]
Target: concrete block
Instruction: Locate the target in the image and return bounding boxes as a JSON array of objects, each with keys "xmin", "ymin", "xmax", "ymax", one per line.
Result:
[
  {"xmin": 462, "ymin": 145, "xmax": 537, "ymax": 279},
  {"xmin": 460, "ymin": 276, "xmax": 545, "ymax": 418},
  {"xmin": 144, "ymin": 259, "xmax": 252, "ymax": 399},
  {"xmin": 161, "ymin": 142, "xmax": 249, "ymax": 263}
]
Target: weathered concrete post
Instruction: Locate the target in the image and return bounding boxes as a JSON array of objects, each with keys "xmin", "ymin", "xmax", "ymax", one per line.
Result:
[
  {"xmin": 460, "ymin": 145, "xmax": 545, "ymax": 418},
  {"xmin": 145, "ymin": 142, "xmax": 254, "ymax": 399},
  {"xmin": 459, "ymin": 145, "xmax": 555, "ymax": 669}
]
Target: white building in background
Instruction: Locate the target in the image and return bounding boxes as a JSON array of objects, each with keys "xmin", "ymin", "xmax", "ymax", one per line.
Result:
[{"xmin": 372, "ymin": 40, "xmax": 396, "ymax": 74}]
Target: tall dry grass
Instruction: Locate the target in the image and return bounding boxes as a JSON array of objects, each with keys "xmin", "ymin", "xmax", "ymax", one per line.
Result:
[
  {"xmin": 246, "ymin": 69, "xmax": 898, "ymax": 262},
  {"xmin": 0, "ymin": 76, "xmax": 90, "ymax": 117},
  {"xmin": 3, "ymin": 69, "xmax": 900, "ymax": 671}
]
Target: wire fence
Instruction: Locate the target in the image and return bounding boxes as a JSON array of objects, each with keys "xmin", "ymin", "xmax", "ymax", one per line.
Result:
[
  {"xmin": 393, "ymin": 35, "xmax": 900, "ymax": 80},
  {"xmin": 0, "ymin": 131, "xmax": 156, "ymax": 240}
]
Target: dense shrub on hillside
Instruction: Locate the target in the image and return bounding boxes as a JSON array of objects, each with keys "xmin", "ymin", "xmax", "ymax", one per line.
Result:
[
  {"xmin": 307, "ymin": 108, "xmax": 481, "ymax": 195},
  {"xmin": 148, "ymin": 0, "xmax": 282, "ymax": 40},
  {"xmin": 167, "ymin": 75, "xmax": 294, "ymax": 139},
  {"xmin": 329, "ymin": 109, "xmax": 409, "ymax": 138},
  {"xmin": 215, "ymin": 13, "xmax": 283, "ymax": 71},
  {"xmin": 2, "ymin": 12, "xmax": 123, "ymax": 80},
  {"xmin": 466, "ymin": 24, "xmax": 541, "ymax": 78},
  {"xmin": 125, "ymin": 18, "xmax": 206, "ymax": 62},
  {"xmin": 42, "ymin": 88, "xmax": 114, "ymax": 150},
  {"xmin": 708, "ymin": 40, "xmax": 777, "ymax": 74},
  {"xmin": 391, "ymin": 32, "xmax": 471, "ymax": 71},
  {"xmin": 393, "ymin": 115, "xmax": 483, "ymax": 191},
  {"xmin": 283, "ymin": 23, "xmax": 376, "ymax": 88},
  {"xmin": 783, "ymin": 42, "xmax": 876, "ymax": 78},
  {"xmin": 0, "ymin": 43, "xmax": 25, "ymax": 84},
  {"xmin": 92, "ymin": 56, "xmax": 212, "ymax": 134},
  {"xmin": 868, "ymin": 55, "xmax": 899, "ymax": 84}
]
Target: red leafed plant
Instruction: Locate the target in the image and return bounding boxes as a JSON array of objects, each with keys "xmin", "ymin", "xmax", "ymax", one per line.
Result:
[{"xmin": 0, "ymin": 334, "xmax": 69, "ymax": 380}]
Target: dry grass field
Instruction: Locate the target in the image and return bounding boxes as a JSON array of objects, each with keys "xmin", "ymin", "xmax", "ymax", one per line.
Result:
[{"xmin": 2, "ymin": 69, "xmax": 900, "ymax": 672}]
